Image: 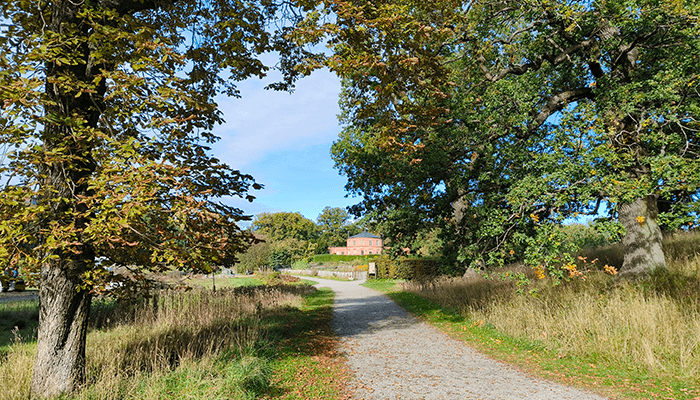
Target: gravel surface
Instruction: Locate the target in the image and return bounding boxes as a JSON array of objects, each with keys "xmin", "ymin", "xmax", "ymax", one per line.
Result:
[{"xmin": 307, "ymin": 277, "xmax": 608, "ymax": 400}]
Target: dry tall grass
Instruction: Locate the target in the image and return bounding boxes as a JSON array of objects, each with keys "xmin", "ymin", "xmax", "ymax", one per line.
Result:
[
  {"xmin": 400, "ymin": 234, "xmax": 700, "ymax": 381},
  {"xmin": 0, "ymin": 285, "xmax": 315, "ymax": 400}
]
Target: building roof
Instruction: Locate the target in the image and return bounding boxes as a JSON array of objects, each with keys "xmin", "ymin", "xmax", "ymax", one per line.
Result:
[{"xmin": 349, "ymin": 231, "xmax": 381, "ymax": 239}]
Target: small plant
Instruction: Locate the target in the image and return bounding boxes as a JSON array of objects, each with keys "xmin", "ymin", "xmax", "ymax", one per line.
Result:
[
  {"xmin": 280, "ymin": 274, "xmax": 301, "ymax": 283},
  {"xmin": 260, "ymin": 271, "xmax": 284, "ymax": 286}
]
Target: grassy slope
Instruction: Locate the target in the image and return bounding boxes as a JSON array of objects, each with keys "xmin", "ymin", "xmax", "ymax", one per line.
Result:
[{"xmin": 363, "ymin": 279, "xmax": 699, "ymax": 400}]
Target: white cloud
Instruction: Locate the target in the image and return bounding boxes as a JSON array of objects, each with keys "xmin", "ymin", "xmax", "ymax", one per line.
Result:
[{"xmin": 212, "ymin": 68, "xmax": 342, "ymax": 169}]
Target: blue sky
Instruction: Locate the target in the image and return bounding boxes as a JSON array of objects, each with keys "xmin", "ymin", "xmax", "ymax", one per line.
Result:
[{"xmin": 211, "ymin": 66, "xmax": 359, "ymax": 224}]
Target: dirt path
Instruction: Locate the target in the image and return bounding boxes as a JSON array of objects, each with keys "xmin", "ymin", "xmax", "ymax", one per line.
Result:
[{"xmin": 307, "ymin": 277, "xmax": 607, "ymax": 400}]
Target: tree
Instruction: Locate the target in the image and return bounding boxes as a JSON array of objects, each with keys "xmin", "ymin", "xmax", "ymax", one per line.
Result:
[
  {"xmin": 252, "ymin": 212, "xmax": 319, "ymax": 262},
  {"xmin": 316, "ymin": 206, "xmax": 354, "ymax": 248},
  {"xmin": 306, "ymin": 0, "xmax": 700, "ymax": 277},
  {"xmin": 0, "ymin": 0, "xmax": 314, "ymax": 396},
  {"xmin": 252, "ymin": 212, "xmax": 319, "ymax": 242},
  {"xmin": 237, "ymin": 238, "xmax": 273, "ymax": 273}
]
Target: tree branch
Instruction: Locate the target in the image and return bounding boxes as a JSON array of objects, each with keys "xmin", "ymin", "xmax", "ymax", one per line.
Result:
[{"xmin": 531, "ymin": 87, "xmax": 594, "ymax": 129}]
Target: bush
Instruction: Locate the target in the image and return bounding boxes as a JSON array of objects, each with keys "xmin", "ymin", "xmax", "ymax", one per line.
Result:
[
  {"xmin": 311, "ymin": 254, "xmax": 380, "ymax": 264},
  {"xmin": 375, "ymin": 256, "xmax": 398, "ymax": 279},
  {"xmin": 280, "ymin": 274, "xmax": 301, "ymax": 283},
  {"xmin": 291, "ymin": 260, "xmax": 309, "ymax": 270},
  {"xmin": 259, "ymin": 272, "xmax": 299, "ymax": 286},
  {"xmin": 373, "ymin": 256, "xmax": 441, "ymax": 280},
  {"xmin": 400, "ymin": 258, "xmax": 441, "ymax": 280},
  {"xmin": 562, "ymin": 223, "xmax": 616, "ymax": 249},
  {"xmin": 260, "ymin": 272, "xmax": 284, "ymax": 286}
]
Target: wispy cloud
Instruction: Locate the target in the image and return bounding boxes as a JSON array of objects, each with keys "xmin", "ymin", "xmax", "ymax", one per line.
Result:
[{"xmin": 212, "ymin": 68, "xmax": 341, "ymax": 169}]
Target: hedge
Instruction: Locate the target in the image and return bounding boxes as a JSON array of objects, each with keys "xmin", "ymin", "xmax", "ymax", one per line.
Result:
[{"xmin": 373, "ymin": 256, "xmax": 441, "ymax": 280}]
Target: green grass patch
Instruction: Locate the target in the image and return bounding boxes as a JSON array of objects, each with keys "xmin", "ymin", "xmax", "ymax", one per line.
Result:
[
  {"xmin": 366, "ymin": 279, "xmax": 699, "ymax": 400},
  {"xmin": 266, "ymin": 287, "xmax": 352, "ymax": 399},
  {"xmin": 361, "ymin": 279, "xmax": 401, "ymax": 293},
  {"xmin": 0, "ymin": 300, "xmax": 39, "ymax": 354}
]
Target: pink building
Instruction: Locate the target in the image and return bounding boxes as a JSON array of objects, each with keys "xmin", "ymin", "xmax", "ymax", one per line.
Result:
[{"xmin": 328, "ymin": 232, "xmax": 383, "ymax": 256}]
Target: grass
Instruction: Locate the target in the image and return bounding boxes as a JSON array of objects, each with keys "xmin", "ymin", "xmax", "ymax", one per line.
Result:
[
  {"xmin": 185, "ymin": 275, "xmax": 263, "ymax": 289},
  {"xmin": 267, "ymin": 288, "xmax": 353, "ymax": 399},
  {"xmin": 0, "ymin": 283, "xmax": 350, "ymax": 400},
  {"xmin": 0, "ymin": 299, "xmax": 39, "ymax": 355},
  {"xmin": 363, "ymin": 243, "xmax": 700, "ymax": 399}
]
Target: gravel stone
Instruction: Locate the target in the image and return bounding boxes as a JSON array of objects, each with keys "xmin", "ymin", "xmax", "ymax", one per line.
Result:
[{"xmin": 308, "ymin": 277, "xmax": 608, "ymax": 400}]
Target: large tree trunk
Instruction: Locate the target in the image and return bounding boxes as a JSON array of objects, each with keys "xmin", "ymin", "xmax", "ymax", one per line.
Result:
[
  {"xmin": 618, "ymin": 195, "xmax": 666, "ymax": 277},
  {"xmin": 29, "ymin": 0, "xmax": 160, "ymax": 394},
  {"xmin": 30, "ymin": 260, "xmax": 92, "ymax": 398},
  {"xmin": 30, "ymin": 2, "xmax": 101, "ymax": 396}
]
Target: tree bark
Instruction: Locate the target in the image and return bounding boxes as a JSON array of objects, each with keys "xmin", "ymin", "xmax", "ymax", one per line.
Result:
[
  {"xmin": 30, "ymin": 261, "xmax": 92, "ymax": 398},
  {"xmin": 618, "ymin": 195, "xmax": 666, "ymax": 277}
]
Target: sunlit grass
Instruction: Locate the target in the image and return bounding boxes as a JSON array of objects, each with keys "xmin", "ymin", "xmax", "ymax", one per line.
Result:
[
  {"xmin": 186, "ymin": 275, "xmax": 263, "ymax": 289},
  {"xmin": 0, "ymin": 283, "xmax": 350, "ymax": 400}
]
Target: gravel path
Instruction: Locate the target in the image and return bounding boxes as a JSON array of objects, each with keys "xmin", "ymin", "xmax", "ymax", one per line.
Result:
[{"xmin": 307, "ymin": 277, "xmax": 608, "ymax": 400}]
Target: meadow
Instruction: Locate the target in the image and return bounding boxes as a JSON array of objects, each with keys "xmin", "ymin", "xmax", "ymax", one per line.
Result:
[
  {"xmin": 365, "ymin": 231, "xmax": 700, "ymax": 399},
  {"xmin": 0, "ymin": 276, "xmax": 350, "ymax": 400}
]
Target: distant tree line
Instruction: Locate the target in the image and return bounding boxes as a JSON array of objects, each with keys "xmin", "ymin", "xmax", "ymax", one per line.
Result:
[{"xmin": 236, "ymin": 207, "xmax": 368, "ymax": 271}]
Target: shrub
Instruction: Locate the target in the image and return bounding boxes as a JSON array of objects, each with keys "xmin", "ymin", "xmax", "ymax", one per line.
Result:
[
  {"xmin": 260, "ymin": 272, "xmax": 284, "ymax": 286},
  {"xmin": 280, "ymin": 274, "xmax": 301, "ymax": 283},
  {"xmin": 354, "ymin": 264, "xmax": 369, "ymax": 272},
  {"xmin": 375, "ymin": 256, "xmax": 398, "ymax": 279},
  {"xmin": 373, "ymin": 256, "xmax": 441, "ymax": 280},
  {"xmin": 400, "ymin": 258, "xmax": 441, "ymax": 280},
  {"xmin": 291, "ymin": 260, "xmax": 309, "ymax": 270},
  {"xmin": 311, "ymin": 254, "xmax": 380, "ymax": 265}
]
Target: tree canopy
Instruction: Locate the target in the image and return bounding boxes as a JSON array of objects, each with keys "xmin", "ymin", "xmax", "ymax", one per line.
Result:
[
  {"xmin": 252, "ymin": 211, "xmax": 319, "ymax": 242},
  {"xmin": 252, "ymin": 211, "xmax": 319, "ymax": 263},
  {"xmin": 316, "ymin": 205, "xmax": 361, "ymax": 247},
  {"xmin": 0, "ymin": 0, "xmax": 315, "ymax": 396},
  {"xmin": 302, "ymin": 0, "xmax": 700, "ymax": 276}
]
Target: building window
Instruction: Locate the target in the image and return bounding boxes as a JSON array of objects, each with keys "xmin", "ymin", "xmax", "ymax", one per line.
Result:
[
  {"xmin": 353, "ymin": 240, "xmax": 356, "ymax": 246},
  {"xmin": 361, "ymin": 250, "xmax": 364, "ymax": 255},
  {"xmin": 369, "ymin": 251, "xmax": 372, "ymax": 254}
]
